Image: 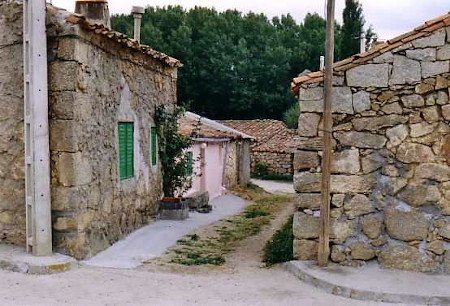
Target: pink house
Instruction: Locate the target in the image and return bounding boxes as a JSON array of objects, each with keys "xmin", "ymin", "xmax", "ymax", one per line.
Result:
[{"xmin": 179, "ymin": 112, "xmax": 253, "ymax": 200}]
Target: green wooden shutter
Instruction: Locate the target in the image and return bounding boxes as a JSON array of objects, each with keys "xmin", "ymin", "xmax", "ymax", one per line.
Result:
[
  {"xmin": 118, "ymin": 122, "xmax": 134, "ymax": 180},
  {"xmin": 151, "ymin": 127, "xmax": 157, "ymax": 166},
  {"xmin": 186, "ymin": 151, "xmax": 193, "ymax": 176}
]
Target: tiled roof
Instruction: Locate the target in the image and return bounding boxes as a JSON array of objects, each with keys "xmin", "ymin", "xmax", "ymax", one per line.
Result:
[
  {"xmin": 291, "ymin": 12, "xmax": 450, "ymax": 94},
  {"xmin": 220, "ymin": 120, "xmax": 295, "ymax": 153},
  {"xmin": 179, "ymin": 112, "xmax": 253, "ymax": 140},
  {"xmin": 50, "ymin": 5, "xmax": 182, "ymax": 68}
]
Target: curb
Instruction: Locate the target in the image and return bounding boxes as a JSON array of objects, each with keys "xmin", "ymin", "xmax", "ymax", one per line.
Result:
[
  {"xmin": 0, "ymin": 245, "xmax": 77, "ymax": 275},
  {"xmin": 283, "ymin": 261, "xmax": 450, "ymax": 305}
]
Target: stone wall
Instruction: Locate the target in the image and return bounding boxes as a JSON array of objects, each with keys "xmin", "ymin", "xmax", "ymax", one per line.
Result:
[
  {"xmin": 293, "ymin": 28, "xmax": 450, "ymax": 273},
  {"xmin": 46, "ymin": 16, "xmax": 177, "ymax": 259},
  {"xmin": 0, "ymin": 2, "xmax": 177, "ymax": 259},
  {"xmin": 224, "ymin": 139, "xmax": 251, "ymax": 187},
  {"xmin": 0, "ymin": 1, "xmax": 26, "ymax": 245},
  {"xmin": 252, "ymin": 151, "xmax": 293, "ymax": 176}
]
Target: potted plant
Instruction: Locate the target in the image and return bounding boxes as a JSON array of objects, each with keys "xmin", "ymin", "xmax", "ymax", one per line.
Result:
[{"xmin": 155, "ymin": 105, "xmax": 193, "ymax": 219}]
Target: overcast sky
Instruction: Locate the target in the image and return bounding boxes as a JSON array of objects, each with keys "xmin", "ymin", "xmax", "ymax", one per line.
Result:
[{"xmin": 52, "ymin": 0, "xmax": 449, "ymax": 40}]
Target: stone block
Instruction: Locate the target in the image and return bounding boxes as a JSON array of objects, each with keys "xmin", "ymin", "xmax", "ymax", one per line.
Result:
[
  {"xmin": 396, "ymin": 143, "xmax": 435, "ymax": 163},
  {"xmin": 397, "ymin": 184, "xmax": 441, "ymax": 207},
  {"xmin": 332, "ymin": 87, "xmax": 354, "ymax": 114},
  {"xmin": 50, "ymin": 120, "xmax": 79, "ymax": 152},
  {"xmin": 294, "ymin": 193, "xmax": 321, "ymax": 209},
  {"xmin": 331, "ymin": 245, "xmax": 346, "ymax": 263},
  {"xmin": 377, "ymin": 176, "xmax": 408, "ymax": 195},
  {"xmin": 49, "ymin": 61, "xmax": 79, "ymax": 91},
  {"xmin": 427, "ymin": 240, "xmax": 445, "ymax": 255},
  {"xmin": 293, "ymin": 212, "xmax": 319, "ymax": 239},
  {"xmin": 378, "ymin": 245, "xmax": 430, "ymax": 272},
  {"xmin": 332, "ymin": 194, "xmax": 345, "ymax": 208},
  {"xmin": 344, "ymin": 194, "xmax": 374, "ymax": 219},
  {"xmin": 361, "ymin": 153, "xmax": 384, "ymax": 174},
  {"xmin": 299, "ymin": 100, "xmax": 323, "ymax": 113},
  {"xmin": 332, "ymin": 148, "xmax": 360, "ymax": 174},
  {"xmin": 372, "ymin": 52, "xmax": 393, "ymax": 64},
  {"xmin": 386, "ymin": 124, "xmax": 408, "ymax": 147},
  {"xmin": 437, "ymin": 91, "xmax": 449, "ymax": 105},
  {"xmin": 57, "ymin": 152, "xmax": 92, "ymax": 187},
  {"xmin": 49, "ymin": 92, "xmax": 75, "ymax": 120},
  {"xmin": 422, "ymin": 106, "xmax": 440, "ymax": 123},
  {"xmin": 52, "ymin": 186, "xmax": 87, "ymax": 211},
  {"xmin": 415, "ymin": 83, "xmax": 435, "ymax": 95},
  {"xmin": 385, "ymin": 209, "xmax": 429, "ymax": 242},
  {"xmin": 352, "ymin": 114, "xmax": 408, "ymax": 132},
  {"xmin": 299, "ymin": 87, "xmax": 323, "ymax": 101},
  {"xmin": 381, "ymin": 102, "xmax": 403, "ymax": 114},
  {"xmin": 442, "ymin": 105, "xmax": 450, "ymax": 121},
  {"xmin": 422, "ymin": 61, "xmax": 450, "ymax": 78},
  {"xmin": 294, "ymin": 172, "xmax": 377, "ymax": 194},
  {"xmin": 438, "ymin": 221, "xmax": 450, "ymax": 240},
  {"xmin": 293, "ymin": 239, "xmax": 318, "ymax": 260},
  {"xmin": 389, "ymin": 56, "xmax": 421, "ymax": 85},
  {"xmin": 330, "ymin": 219, "xmax": 357, "ymax": 243},
  {"xmin": 415, "ymin": 163, "xmax": 450, "ymax": 182},
  {"xmin": 350, "ymin": 243, "xmax": 375, "ymax": 261},
  {"xmin": 347, "ymin": 64, "xmax": 389, "ymax": 87},
  {"xmin": 401, "ymin": 94, "xmax": 425, "ymax": 108},
  {"xmin": 293, "ymin": 151, "xmax": 320, "ymax": 170},
  {"xmin": 361, "ymin": 214, "xmax": 382, "ymax": 239},
  {"xmin": 437, "ymin": 45, "xmax": 450, "ymax": 60},
  {"xmin": 412, "ymin": 29, "xmax": 446, "ymax": 48},
  {"xmin": 335, "ymin": 131, "xmax": 387, "ymax": 149},
  {"xmin": 410, "ymin": 122, "xmax": 436, "ymax": 138},
  {"xmin": 298, "ymin": 113, "xmax": 321, "ymax": 137},
  {"xmin": 353, "ymin": 91, "xmax": 371, "ymax": 113},
  {"xmin": 406, "ymin": 48, "xmax": 436, "ymax": 61}
]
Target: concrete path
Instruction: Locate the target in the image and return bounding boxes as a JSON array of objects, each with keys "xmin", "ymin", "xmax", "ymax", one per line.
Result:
[
  {"xmin": 251, "ymin": 178, "xmax": 295, "ymax": 194},
  {"xmin": 285, "ymin": 260, "xmax": 450, "ymax": 304},
  {"xmin": 84, "ymin": 194, "xmax": 246, "ymax": 269}
]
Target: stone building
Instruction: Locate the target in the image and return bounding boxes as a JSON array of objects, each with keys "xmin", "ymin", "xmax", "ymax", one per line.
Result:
[
  {"xmin": 221, "ymin": 120, "xmax": 295, "ymax": 176},
  {"xmin": 179, "ymin": 112, "xmax": 252, "ymax": 199},
  {"xmin": 0, "ymin": 1, "xmax": 181, "ymax": 259},
  {"xmin": 291, "ymin": 13, "xmax": 450, "ymax": 273}
]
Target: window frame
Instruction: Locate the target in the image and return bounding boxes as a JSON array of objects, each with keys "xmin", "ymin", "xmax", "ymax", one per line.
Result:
[{"xmin": 118, "ymin": 122, "xmax": 135, "ymax": 181}]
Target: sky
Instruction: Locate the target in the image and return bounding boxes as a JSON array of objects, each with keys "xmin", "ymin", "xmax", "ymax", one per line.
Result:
[{"xmin": 51, "ymin": 0, "xmax": 449, "ymax": 40}]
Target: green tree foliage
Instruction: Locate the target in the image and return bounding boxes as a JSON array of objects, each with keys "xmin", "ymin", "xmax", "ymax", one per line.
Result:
[
  {"xmin": 155, "ymin": 106, "xmax": 192, "ymax": 197},
  {"xmin": 283, "ymin": 103, "xmax": 300, "ymax": 129},
  {"xmin": 111, "ymin": 4, "xmax": 373, "ymax": 120},
  {"xmin": 340, "ymin": 0, "xmax": 365, "ymax": 58}
]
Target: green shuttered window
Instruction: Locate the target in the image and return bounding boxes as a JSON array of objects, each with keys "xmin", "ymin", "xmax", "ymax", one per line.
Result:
[
  {"xmin": 151, "ymin": 127, "xmax": 158, "ymax": 166},
  {"xmin": 118, "ymin": 122, "xmax": 134, "ymax": 180},
  {"xmin": 186, "ymin": 151, "xmax": 193, "ymax": 176}
]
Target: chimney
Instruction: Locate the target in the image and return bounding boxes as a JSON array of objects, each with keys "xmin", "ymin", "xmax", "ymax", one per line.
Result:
[
  {"xmin": 75, "ymin": 0, "xmax": 111, "ymax": 28},
  {"xmin": 131, "ymin": 6, "xmax": 145, "ymax": 43},
  {"xmin": 360, "ymin": 33, "xmax": 366, "ymax": 53}
]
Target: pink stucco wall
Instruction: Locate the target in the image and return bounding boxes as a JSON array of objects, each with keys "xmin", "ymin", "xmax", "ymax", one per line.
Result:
[{"xmin": 185, "ymin": 141, "xmax": 227, "ymax": 200}]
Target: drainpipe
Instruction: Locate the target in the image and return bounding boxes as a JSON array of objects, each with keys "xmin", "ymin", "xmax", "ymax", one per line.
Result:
[
  {"xmin": 131, "ymin": 6, "xmax": 145, "ymax": 43},
  {"xmin": 23, "ymin": 0, "xmax": 53, "ymax": 256}
]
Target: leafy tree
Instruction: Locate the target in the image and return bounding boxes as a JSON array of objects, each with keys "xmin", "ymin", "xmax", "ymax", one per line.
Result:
[
  {"xmin": 283, "ymin": 103, "xmax": 300, "ymax": 129},
  {"xmin": 111, "ymin": 4, "xmax": 373, "ymax": 121},
  {"xmin": 340, "ymin": 0, "xmax": 365, "ymax": 58}
]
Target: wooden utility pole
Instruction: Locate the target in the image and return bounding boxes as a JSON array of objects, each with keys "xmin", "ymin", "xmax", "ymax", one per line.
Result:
[{"xmin": 318, "ymin": 0, "xmax": 335, "ymax": 267}]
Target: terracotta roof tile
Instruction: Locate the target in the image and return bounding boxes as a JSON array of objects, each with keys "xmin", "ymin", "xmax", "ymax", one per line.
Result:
[
  {"xmin": 58, "ymin": 10, "xmax": 182, "ymax": 68},
  {"xmin": 179, "ymin": 113, "xmax": 252, "ymax": 140},
  {"xmin": 292, "ymin": 12, "xmax": 450, "ymax": 94},
  {"xmin": 220, "ymin": 119, "xmax": 296, "ymax": 153}
]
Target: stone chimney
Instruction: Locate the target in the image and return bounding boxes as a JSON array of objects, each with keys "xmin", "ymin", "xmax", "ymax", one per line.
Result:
[{"xmin": 75, "ymin": 0, "xmax": 111, "ymax": 27}]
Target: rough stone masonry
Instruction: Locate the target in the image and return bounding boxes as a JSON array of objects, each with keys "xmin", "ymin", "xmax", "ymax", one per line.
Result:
[
  {"xmin": 293, "ymin": 26, "xmax": 450, "ymax": 273},
  {"xmin": 0, "ymin": 1, "xmax": 179, "ymax": 259}
]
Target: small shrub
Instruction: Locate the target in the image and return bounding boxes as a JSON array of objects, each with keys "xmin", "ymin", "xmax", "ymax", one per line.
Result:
[
  {"xmin": 283, "ymin": 103, "xmax": 300, "ymax": 129},
  {"xmin": 253, "ymin": 163, "xmax": 270, "ymax": 178},
  {"xmin": 244, "ymin": 209, "xmax": 269, "ymax": 219},
  {"xmin": 263, "ymin": 216, "xmax": 294, "ymax": 266}
]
